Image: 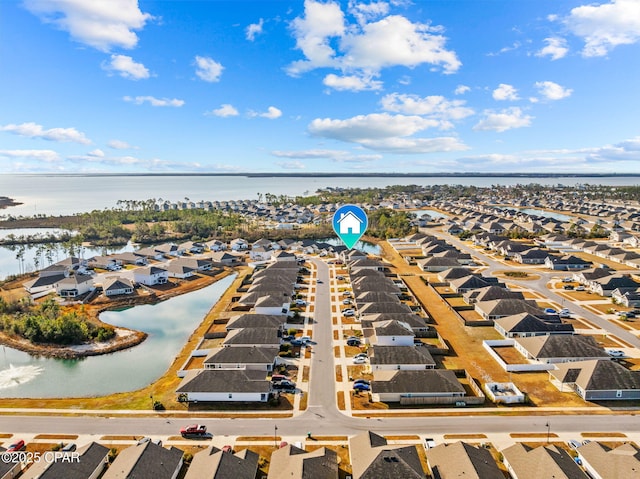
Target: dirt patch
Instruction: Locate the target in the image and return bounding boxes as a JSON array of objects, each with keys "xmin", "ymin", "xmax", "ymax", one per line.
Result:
[
  {"xmin": 510, "ymin": 433, "xmax": 559, "ymax": 438},
  {"xmin": 337, "ymin": 391, "xmax": 345, "ymax": 410},
  {"xmin": 302, "ymin": 366, "xmax": 310, "ymax": 382},
  {"xmin": 335, "ymin": 366, "xmax": 343, "ymax": 382},
  {"xmin": 443, "ymin": 433, "xmax": 487, "ymax": 440},
  {"xmin": 386, "ymin": 435, "xmax": 421, "ymax": 440},
  {"xmin": 581, "ymin": 432, "xmax": 627, "ymax": 438},
  {"xmin": 33, "ymin": 434, "xmax": 78, "ymax": 440},
  {"xmin": 237, "ymin": 436, "xmax": 277, "ymax": 442}
]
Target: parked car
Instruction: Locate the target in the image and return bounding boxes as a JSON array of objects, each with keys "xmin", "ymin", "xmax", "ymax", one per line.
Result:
[
  {"xmin": 582, "ymin": 440, "xmax": 591, "ymax": 446},
  {"xmin": 354, "ymin": 352, "xmax": 368, "ymax": 359},
  {"xmin": 180, "ymin": 425, "xmax": 207, "ymax": 437},
  {"xmin": 346, "ymin": 339, "xmax": 361, "ymax": 346},
  {"xmin": 352, "ymin": 356, "xmax": 367, "ymax": 364},
  {"xmin": 222, "ymin": 445, "xmax": 234, "ymax": 453},
  {"xmin": 576, "ymin": 286, "xmax": 585, "ymax": 291},
  {"xmin": 295, "ymin": 299, "xmax": 307, "ymax": 306},
  {"xmin": 272, "ymin": 380, "xmax": 296, "ymax": 390},
  {"xmin": 336, "ymin": 275, "xmax": 344, "ymax": 280},
  {"xmin": 608, "ymin": 350, "xmax": 625, "ymax": 357},
  {"xmin": 342, "ymin": 299, "xmax": 352, "ymax": 305},
  {"xmin": 299, "ymin": 336, "xmax": 311, "ymax": 343},
  {"xmin": 567, "ymin": 439, "xmax": 581, "ymax": 450},
  {"xmin": 343, "ymin": 310, "xmax": 355, "ymax": 317},
  {"xmin": 61, "ymin": 443, "xmax": 77, "ymax": 452},
  {"xmin": 544, "ymin": 308, "xmax": 557, "ymax": 314},
  {"xmin": 563, "ymin": 285, "xmax": 574, "ymax": 290},
  {"xmin": 342, "ymin": 291, "xmax": 352, "ymax": 297},
  {"xmin": 353, "ymin": 379, "xmax": 370, "ymax": 385},
  {"xmin": 353, "ymin": 383, "xmax": 371, "ymax": 391},
  {"xmin": 7, "ymin": 440, "xmax": 25, "ymax": 452},
  {"xmin": 617, "ymin": 311, "xmax": 636, "ymax": 318},
  {"xmin": 271, "ymin": 374, "xmax": 291, "ymax": 383},
  {"xmin": 290, "ymin": 339, "xmax": 305, "ymax": 346},
  {"xmin": 562, "ymin": 277, "xmax": 573, "ymax": 282},
  {"xmin": 424, "ymin": 438, "xmax": 436, "ymax": 449}
]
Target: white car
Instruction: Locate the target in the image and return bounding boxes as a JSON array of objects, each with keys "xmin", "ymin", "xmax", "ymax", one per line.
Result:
[
  {"xmin": 576, "ymin": 286, "xmax": 586, "ymax": 291},
  {"xmin": 424, "ymin": 438, "xmax": 436, "ymax": 449},
  {"xmin": 295, "ymin": 299, "xmax": 307, "ymax": 306},
  {"xmin": 342, "ymin": 299, "xmax": 352, "ymax": 305},
  {"xmin": 608, "ymin": 350, "xmax": 625, "ymax": 357},
  {"xmin": 352, "ymin": 356, "xmax": 367, "ymax": 364},
  {"xmin": 300, "ymin": 336, "xmax": 311, "ymax": 343}
]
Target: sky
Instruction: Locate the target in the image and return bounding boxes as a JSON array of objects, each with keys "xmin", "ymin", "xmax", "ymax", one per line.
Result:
[{"xmin": 1, "ymin": 0, "xmax": 640, "ymax": 174}]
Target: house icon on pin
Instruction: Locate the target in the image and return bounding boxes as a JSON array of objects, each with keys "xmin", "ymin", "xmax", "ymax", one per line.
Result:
[{"xmin": 337, "ymin": 211, "xmax": 363, "ymax": 235}]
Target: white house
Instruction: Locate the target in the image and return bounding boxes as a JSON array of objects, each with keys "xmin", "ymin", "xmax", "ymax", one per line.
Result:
[
  {"xmin": 176, "ymin": 369, "xmax": 271, "ymax": 402},
  {"xmin": 337, "ymin": 211, "xmax": 363, "ymax": 235},
  {"xmin": 133, "ymin": 266, "xmax": 169, "ymax": 286},
  {"xmin": 103, "ymin": 276, "xmax": 134, "ymax": 297},
  {"xmin": 54, "ymin": 274, "xmax": 95, "ymax": 298},
  {"xmin": 369, "ymin": 320, "xmax": 415, "ymax": 346}
]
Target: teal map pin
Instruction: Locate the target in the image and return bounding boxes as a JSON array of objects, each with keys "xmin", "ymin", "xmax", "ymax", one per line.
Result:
[{"xmin": 333, "ymin": 205, "xmax": 368, "ymax": 250}]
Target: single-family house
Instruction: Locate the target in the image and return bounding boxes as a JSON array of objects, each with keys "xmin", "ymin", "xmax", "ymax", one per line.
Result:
[
  {"xmin": 211, "ymin": 251, "xmax": 239, "ymax": 266},
  {"xmin": 514, "ymin": 335, "xmax": 609, "ymax": 364},
  {"xmin": 87, "ymin": 255, "xmax": 122, "ymax": 271},
  {"xmin": 133, "ymin": 266, "xmax": 169, "ymax": 285},
  {"xmin": 494, "ymin": 313, "xmax": 575, "ymax": 338},
  {"xmin": 222, "ymin": 328, "xmax": 281, "ymax": 348},
  {"xmin": 268, "ymin": 445, "xmax": 338, "ymax": 479},
  {"xmin": 110, "ymin": 252, "xmax": 147, "ymax": 266},
  {"xmin": 427, "ymin": 442, "xmax": 503, "ymax": 479},
  {"xmin": 204, "ymin": 347, "xmax": 279, "ymax": 371},
  {"xmin": 349, "ymin": 431, "xmax": 424, "ymax": 479},
  {"xmin": 544, "ymin": 254, "xmax": 592, "ymax": 271},
  {"xmin": 591, "ymin": 275, "xmax": 640, "ymax": 297},
  {"xmin": 184, "ymin": 447, "xmax": 259, "ymax": 479},
  {"xmin": 371, "ymin": 369, "xmax": 466, "ymax": 403},
  {"xmin": 205, "ymin": 239, "xmax": 227, "ymax": 252},
  {"xmin": 103, "ymin": 276, "xmax": 134, "ymax": 297},
  {"xmin": 549, "ymin": 359, "xmax": 640, "ymax": 400},
  {"xmin": 501, "ymin": 443, "xmax": 587, "ymax": 479},
  {"xmin": 449, "ymin": 275, "xmax": 492, "ymax": 294},
  {"xmin": 249, "ymin": 245, "xmax": 272, "ymax": 261},
  {"xmin": 20, "ymin": 442, "xmax": 109, "ymax": 479},
  {"xmin": 23, "ymin": 273, "xmax": 66, "ymax": 295},
  {"xmin": 172, "ymin": 257, "xmax": 214, "ymax": 272},
  {"xmin": 369, "ymin": 345, "xmax": 436, "ymax": 370},
  {"xmin": 358, "ymin": 302, "xmax": 413, "ymax": 315},
  {"xmin": 475, "ymin": 299, "xmax": 543, "ymax": 321},
  {"xmin": 155, "ymin": 242, "xmax": 184, "ymax": 257},
  {"xmin": 255, "ymin": 294, "xmax": 291, "ymax": 316},
  {"xmin": 365, "ymin": 320, "xmax": 414, "ymax": 346},
  {"xmin": 102, "ymin": 440, "xmax": 183, "ymax": 479},
  {"xmin": 162, "ymin": 262, "xmax": 195, "ymax": 279},
  {"xmin": 612, "ymin": 288, "xmax": 640, "ymax": 308},
  {"xmin": 417, "ymin": 257, "xmax": 462, "ymax": 272},
  {"xmin": 513, "ymin": 248, "xmax": 550, "ymax": 265},
  {"xmin": 54, "ymin": 274, "xmax": 95, "ymax": 298},
  {"xmin": 463, "ymin": 285, "xmax": 523, "ymax": 304},
  {"xmin": 177, "ymin": 369, "xmax": 271, "ymax": 402},
  {"xmin": 577, "ymin": 441, "xmax": 640, "ymax": 479},
  {"xmin": 179, "ymin": 241, "xmax": 205, "ymax": 254},
  {"xmin": 230, "ymin": 238, "xmax": 249, "ymax": 251},
  {"xmin": 225, "ymin": 314, "xmax": 287, "ymax": 331},
  {"xmin": 271, "ymin": 250, "xmax": 297, "ymax": 262}
]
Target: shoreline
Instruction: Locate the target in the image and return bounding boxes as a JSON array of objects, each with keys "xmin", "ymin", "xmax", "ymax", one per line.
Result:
[{"xmin": 0, "ymin": 196, "xmax": 22, "ymax": 210}]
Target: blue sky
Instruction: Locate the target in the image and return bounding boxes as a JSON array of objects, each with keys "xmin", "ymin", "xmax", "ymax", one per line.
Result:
[{"xmin": 1, "ymin": 0, "xmax": 639, "ymax": 174}]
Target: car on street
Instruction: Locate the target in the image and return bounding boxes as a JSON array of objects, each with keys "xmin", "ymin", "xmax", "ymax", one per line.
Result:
[
  {"xmin": 607, "ymin": 350, "xmax": 625, "ymax": 357},
  {"xmin": 7, "ymin": 440, "xmax": 25, "ymax": 452},
  {"xmin": 562, "ymin": 277, "xmax": 573, "ymax": 282},
  {"xmin": 617, "ymin": 311, "xmax": 636, "ymax": 318},
  {"xmin": 567, "ymin": 439, "xmax": 581, "ymax": 450},
  {"xmin": 424, "ymin": 438, "xmax": 436, "ymax": 449},
  {"xmin": 353, "ymin": 383, "xmax": 371, "ymax": 391},
  {"xmin": 559, "ymin": 308, "xmax": 571, "ymax": 318},
  {"xmin": 576, "ymin": 285, "xmax": 585, "ymax": 291},
  {"xmin": 347, "ymin": 339, "xmax": 361, "ymax": 346},
  {"xmin": 180, "ymin": 425, "xmax": 207, "ymax": 437},
  {"xmin": 353, "ymin": 379, "xmax": 370, "ymax": 385},
  {"xmin": 352, "ymin": 356, "xmax": 367, "ymax": 364}
]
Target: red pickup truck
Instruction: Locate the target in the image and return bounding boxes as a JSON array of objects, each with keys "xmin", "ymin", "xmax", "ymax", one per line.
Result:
[{"xmin": 180, "ymin": 424, "xmax": 207, "ymax": 437}]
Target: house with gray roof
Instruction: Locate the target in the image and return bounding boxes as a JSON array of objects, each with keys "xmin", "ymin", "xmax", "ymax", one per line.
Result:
[
  {"xmin": 577, "ymin": 442, "xmax": 640, "ymax": 479},
  {"xmin": 475, "ymin": 299, "xmax": 543, "ymax": 321},
  {"xmin": 54, "ymin": 274, "xmax": 95, "ymax": 298},
  {"xmin": 222, "ymin": 328, "xmax": 281, "ymax": 348},
  {"xmin": 162, "ymin": 262, "xmax": 195, "ymax": 279},
  {"xmin": 0, "ymin": 446, "xmax": 22, "ymax": 479},
  {"xmin": 364, "ymin": 320, "xmax": 414, "ymax": 346},
  {"xmin": 103, "ymin": 276, "xmax": 134, "ymax": 297},
  {"xmin": 501, "ymin": 443, "xmax": 587, "ymax": 479},
  {"xmin": 349, "ymin": 431, "xmax": 424, "ymax": 479},
  {"xmin": 549, "ymin": 359, "xmax": 640, "ymax": 400},
  {"xmin": 133, "ymin": 266, "xmax": 168, "ymax": 286},
  {"xmin": 449, "ymin": 274, "xmax": 492, "ymax": 293},
  {"xmin": 204, "ymin": 347, "xmax": 279, "ymax": 371},
  {"xmin": 514, "ymin": 335, "xmax": 609, "ymax": 364},
  {"xmin": 360, "ymin": 314, "xmax": 429, "ymax": 335},
  {"xmin": 21, "ymin": 442, "xmax": 109, "ymax": 479},
  {"xmin": 225, "ymin": 314, "xmax": 287, "ymax": 331},
  {"xmin": 184, "ymin": 446, "xmax": 259, "ymax": 479},
  {"xmin": 102, "ymin": 440, "xmax": 183, "ymax": 479},
  {"xmin": 358, "ymin": 302, "xmax": 413, "ymax": 315},
  {"xmin": 369, "ymin": 345, "xmax": 435, "ymax": 370},
  {"xmin": 427, "ymin": 441, "xmax": 503, "ymax": 479},
  {"xmin": 371, "ymin": 369, "xmax": 466, "ymax": 403},
  {"xmin": 176, "ymin": 369, "xmax": 271, "ymax": 402},
  {"xmin": 267, "ymin": 444, "xmax": 338, "ymax": 479},
  {"xmin": 494, "ymin": 313, "xmax": 574, "ymax": 338},
  {"xmin": 436, "ymin": 267, "xmax": 473, "ymax": 282},
  {"xmin": 463, "ymin": 285, "xmax": 523, "ymax": 304},
  {"xmin": 417, "ymin": 256, "xmax": 462, "ymax": 272},
  {"xmin": 545, "ymin": 254, "xmax": 592, "ymax": 271}
]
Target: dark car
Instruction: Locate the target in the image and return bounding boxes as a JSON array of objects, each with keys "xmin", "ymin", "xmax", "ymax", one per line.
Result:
[
  {"xmin": 353, "ymin": 383, "xmax": 371, "ymax": 391},
  {"xmin": 272, "ymin": 380, "xmax": 296, "ymax": 390},
  {"xmin": 346, "ymin": 339, "xmax": 361, "ymax": 346},
  {"xmin": 353, "ymin": 379, "xmax": 370, "ymax": 386}
]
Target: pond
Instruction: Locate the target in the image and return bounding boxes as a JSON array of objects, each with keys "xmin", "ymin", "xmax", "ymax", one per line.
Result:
[
  {"xmin": 516, "ymin": 208, "xmax": 573, "ymax": 222},
  {"xmin": 0, "ymin": 274, "xmax": 236, "ymax": 398}
]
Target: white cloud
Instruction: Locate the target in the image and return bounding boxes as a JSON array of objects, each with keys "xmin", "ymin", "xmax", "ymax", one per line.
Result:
[
  {"xmin": 473, "ymin": 107, "xmax": 533, "ymax": 132},
  {"xmin": 271, "ymin": 149, "xmax": 381, "ymax": 162},
  {"xmin": 123, "ymin": 96, "xmax": 184, "ymax": 107},
  {"xmin": 307, "ymin": 112, "xmax": 468, "ymax": 154},
  {"xmin": 103, "ymin": 54, "xmax": 150, "ymax": 80},
  {"xmin": 209, "ymin": 104, "xmax": 239, "ymax": 117},
  {"xmin": 323, "ymin": 73, "xmax": 382, "ymax": 91},
  {"xmin": 348, "ymin": 0, "xmax": 390, "ymax": 25},
  {"xmin": 287, "ymin": 1, "xmax": 460, "ymax": 79},
  {"xmin": 275, "ymin": 161, "xmax": 306, "ymax": 169},
  {"xmin": 23, "ymin": 0, "xmax": 152, "ymax": 52},
  {"xmin": 246, "ymin": 18, "xmax": 264, "ymax": 41},
  {"xmin": 0, "ymin": 149, "xmax": 60, "ymax": 162},
  {"xmin": 248, "ymin": 106, "xmax": 282, "ymax": 119},
  {"xmin": 108, "ymin": 139, "xmax": 134, "ymax": 149},
  {"xmin": 194, "ymin": 56, "xmax": 224, "ymax": 82},
  {"xmin": 561, "ymin": 0, "xmax": 640, "ymax": 57},
  {"xmin": 535, "ymin": 81, "xmax": 573, "ymax": 100},
  {"xmin": 0, "ymin": 122, "xmax": 91, "ymax": 144},
  {"xmin": 487, "ymin": 41, "xmax": 522, "ymax": 57},
  {"xmin": 536, "ymin": 37, "xmax": 569, "ymax": 60},
  {"xmin": 380, "ymin": 93, "xmax": 474, "ymax": 124},
  {"xmin": 492, "ymin": 83, "xmax": 519, "ymax": 101},
  {"xmin": 454, "ymin": 85, "xmax": 470, "ymax": 95}
]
